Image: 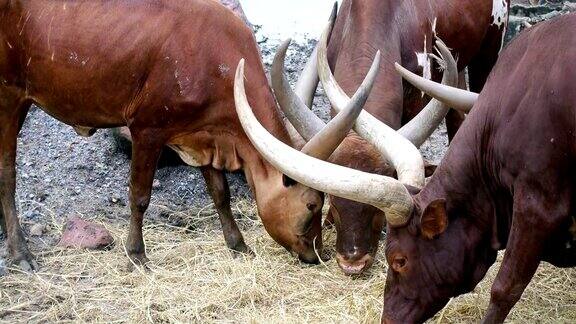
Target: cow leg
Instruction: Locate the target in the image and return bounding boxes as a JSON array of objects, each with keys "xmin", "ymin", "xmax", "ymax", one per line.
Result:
[
  {"xmin": 125, "ymin": 129, "xmax": 164, "ymax": 268},
  {"xmin": 200, "ymin": 166, "xmax": 252, "ymax": 256},
  {"xmin": 482, "ymin": 190, "xmax": 566, "ymax": 324},
  {"xmin": 0, "ymin": 94, "xmax": 35, "ymax": 271},
  {"xmin": 0, "ymin": 104, "xmax": 29, "ymax": 236}
]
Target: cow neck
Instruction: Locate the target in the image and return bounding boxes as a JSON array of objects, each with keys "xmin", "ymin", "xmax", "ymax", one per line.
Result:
[{"xmin": 238, "ymin": 81, "xmax": 293, "ymax": 199}]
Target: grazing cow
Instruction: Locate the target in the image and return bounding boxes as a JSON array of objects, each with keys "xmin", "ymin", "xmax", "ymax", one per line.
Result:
[
  {"xmin": 274, "ymin": 0, "xmax": 510, "ymax": 274},
  {"xmin": 236, "ymin": 12, "xmax": 576, "ymax": 324},
  {"xmin": 0, "ymin": 0, "xmax": 327, "ymax": 271}
]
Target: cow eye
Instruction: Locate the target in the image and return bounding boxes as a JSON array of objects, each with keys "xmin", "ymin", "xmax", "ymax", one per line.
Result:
[{"xmin": 392, "ymin": 256, "xmax": 407, "ymax": 272}]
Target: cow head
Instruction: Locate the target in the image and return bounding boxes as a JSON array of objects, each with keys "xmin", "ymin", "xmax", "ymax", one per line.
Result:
[
  {"xmin": 329, "ymin": 197, "xmax": 383, "ymax": 274},
  {"xmin": 252, "ymin": 170, "xmax": 324, "ymax": 264},
  {"xmin": 330, "ymin": 161, "xmax": 437, "ymax": 275},
  {"xmin": 382, "ymin": 198, "xmax": 496, "ymax": 323},
  {"xmin": 323, "ymin": 137, "xmax": 393, "ymax": 274}
]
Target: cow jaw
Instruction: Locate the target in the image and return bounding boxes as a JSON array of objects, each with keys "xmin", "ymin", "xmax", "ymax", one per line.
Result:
[{"xmin": 247, "ymin": 165, "xmax": 323, "ymax": 264}]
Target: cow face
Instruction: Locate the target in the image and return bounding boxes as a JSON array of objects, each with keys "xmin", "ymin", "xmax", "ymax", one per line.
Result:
[
  {"xmin": 329, "ymin": 196, "xmax": 383, "ymax": 275},
  {"xmin": 256, "ymin": 173, "xmax": 324, "ymax": 264},
  {"xmin": 382, "ymin": 199, "xmax": 496, "ymax": 323}
]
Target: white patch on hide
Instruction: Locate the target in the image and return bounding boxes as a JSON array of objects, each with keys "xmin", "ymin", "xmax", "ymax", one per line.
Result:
[
  {"xmin": 491, "ymin": 0, "xmax": 508, "ymax": 28},
  {"xmin": 431, "ymin": 17, "xmax": 438, "ymax": 39},
  {"xmin": 416, "ymin": 51, "xmax": 431, "ymax": 80},
  {"xmin": 492, "ymin": 0, "xmax": 509, "ymax": 52},
  {"xmin": 415, "ymin": 35, "xmax": 431, "ymax": 97}
]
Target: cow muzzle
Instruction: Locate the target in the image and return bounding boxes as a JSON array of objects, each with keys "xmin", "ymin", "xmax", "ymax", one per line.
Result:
[{"xmin": 336, "ymin": 252, "xmax": 374, "ymax": 275}]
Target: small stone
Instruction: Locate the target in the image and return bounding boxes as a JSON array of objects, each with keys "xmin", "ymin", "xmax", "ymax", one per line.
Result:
[
  {"xmin": 152, "ymin": 179, "xmax": 161, "ymax": 189},
  {"xmin": 30, "ymin": 223, "xmax": 46, "ymax": 236},
  {"xmin": 23, "ymin": 210, "xmax": 40, "ymax": 221},
  {"xmin": 58, "ymin": 216, "xmax": 114, "ymax": 250},
  {"xmin": 0, "ymin": 259, "xmax": 6, "ymax": 276}
]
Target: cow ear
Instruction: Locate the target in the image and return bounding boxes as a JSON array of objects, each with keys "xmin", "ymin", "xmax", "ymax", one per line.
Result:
[{"xmin": 420, "ymin": 198, "xmax": 448, "ymax": 239}]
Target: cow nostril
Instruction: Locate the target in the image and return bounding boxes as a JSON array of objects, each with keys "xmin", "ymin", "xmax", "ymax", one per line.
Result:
[{"xmin": 306, "ymin": 203, "xmax": 317, "ymax": 211}]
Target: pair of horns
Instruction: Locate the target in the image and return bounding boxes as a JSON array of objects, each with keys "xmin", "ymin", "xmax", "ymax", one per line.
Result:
[
  {"xmin": 236, "ymin": 16, "xmax": 478, "ymax": 226},
  {"xmin": 272, "ymin": 2, "xmax": 377, "ymax": 160}
]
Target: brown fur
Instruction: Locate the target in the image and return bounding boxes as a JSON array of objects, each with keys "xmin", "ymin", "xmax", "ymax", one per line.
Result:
[{"xmin": 383, "ymin": 13, "xmax": 576, "ymax": 323}]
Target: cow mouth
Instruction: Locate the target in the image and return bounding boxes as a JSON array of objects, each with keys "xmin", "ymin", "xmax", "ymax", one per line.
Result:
[{"xmin": 336, "ymin": 253, "xmax": 374, "ymax": 275}]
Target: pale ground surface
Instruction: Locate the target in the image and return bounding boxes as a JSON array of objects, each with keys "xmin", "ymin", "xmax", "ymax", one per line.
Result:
[
  {"xmin": 1, "ymin": 1, "xmax": 575, "ymax": 323},
  {"xmin": 242, "ymin": 0, "xmax": 336, "ymax": 42}
]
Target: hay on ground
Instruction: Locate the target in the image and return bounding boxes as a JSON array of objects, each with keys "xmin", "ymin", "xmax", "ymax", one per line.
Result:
[{"xmin": 1, "ymin": 201, "xmax": 575, "ymax": 323}]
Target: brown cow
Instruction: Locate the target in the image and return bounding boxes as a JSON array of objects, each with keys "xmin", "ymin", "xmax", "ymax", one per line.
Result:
[
  {"xmin": 0, "ymin": 0, "xmax": 329, "ymax": 270},
  {"xmin": 236, "ymin": 12, "xmax": 576, "ymax": 324},
  {"xmin": 274, "ymin": 0, "xmax": 511, "ymax": 274}
]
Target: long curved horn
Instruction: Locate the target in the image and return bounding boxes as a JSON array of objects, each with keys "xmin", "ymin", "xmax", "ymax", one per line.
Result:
[
  {"xmin": 317, "ymin": 21, "xmax": 425, "ymax": 188},
  {"xmin": 272, "ymin": 39, "xmax": 381, "ymax": 160},
  {"xmin": 395, "ymin": 63, "xmax": 479, "ymax": 113},
  {"xmin": 272, "ymin": 39, "xmax": 326, "ymax": 141},
  {"xmin": 234, "ymin": 59, "xmax": 413, "ymax": 226},
  {"xmin": 301, "ymin": 50, "xmax": 380, "ymax": 159},
  {"xmin": 294, "ymin": 2, "xmax": 338, "ymax": 108},
  {"xmin": 397, "ymin": 39, "xmax": 459, "ymax": 146}
]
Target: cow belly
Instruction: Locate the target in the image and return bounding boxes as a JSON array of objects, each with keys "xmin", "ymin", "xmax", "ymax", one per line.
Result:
[{"xmin": 30, "ymin": 96, "xmax": 126, "ymax": 128}]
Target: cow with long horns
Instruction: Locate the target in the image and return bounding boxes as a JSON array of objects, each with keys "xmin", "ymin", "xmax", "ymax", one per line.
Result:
[
  {"xmin": 0, "ymin": 0, "xmax": 351, "ymax": 270},
  {"xmin": 273, "ymin": 0, "xmax": 510, "ymax": 274},
  {"xmin": 235, "ymin": 12, "xmax": 576, "ymax": 324}
]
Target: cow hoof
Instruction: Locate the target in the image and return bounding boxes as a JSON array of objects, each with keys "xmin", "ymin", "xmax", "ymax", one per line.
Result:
[
  {"xmin": 230, "ymin": 243, "xmax": 254, "ymax": 258},
  {"xmin": 127, "ymin": 253, "xmax": 150, "ymax": 271}
]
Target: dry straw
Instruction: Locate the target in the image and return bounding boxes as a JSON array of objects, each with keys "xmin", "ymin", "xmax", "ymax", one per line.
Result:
[{"xmin": 1, "ymin": 200, "xmax": 575, "ymax": 323}]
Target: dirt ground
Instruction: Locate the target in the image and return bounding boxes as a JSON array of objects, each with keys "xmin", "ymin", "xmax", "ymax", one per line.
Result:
[{"xmin": 1, "ymin": 5, "xmax": 576, "ymax": 324}]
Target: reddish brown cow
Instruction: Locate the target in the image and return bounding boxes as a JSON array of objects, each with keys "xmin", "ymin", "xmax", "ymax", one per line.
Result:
[
  {"xmin": 0, "ymin": 0, "xmax": 326, "ymax": 271},
  {"xmin": 276, "ymin": 0, "xmax": 511, "ymax": 274},
  {"xmin": 238, "ymin": 12, "xmax": 576, "ymax": 324}
]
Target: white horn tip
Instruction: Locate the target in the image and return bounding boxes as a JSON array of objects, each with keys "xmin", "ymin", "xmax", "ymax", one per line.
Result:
[{"xmin": 236, "ymin": 58, "xmax": 246, "ymax": 77}]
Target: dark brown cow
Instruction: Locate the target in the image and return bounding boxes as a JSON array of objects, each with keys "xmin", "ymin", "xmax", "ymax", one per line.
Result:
[
  {"xmin": 274, "ymin": 0, "xmax": 510, "ymax": 274},
  {"xmin": 238, "ymin": 12, "xmax": 576, "ymax": 324},
  {"xmin": 0, "ymin": 0, "xmax": 326, "ymax": 271}
]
